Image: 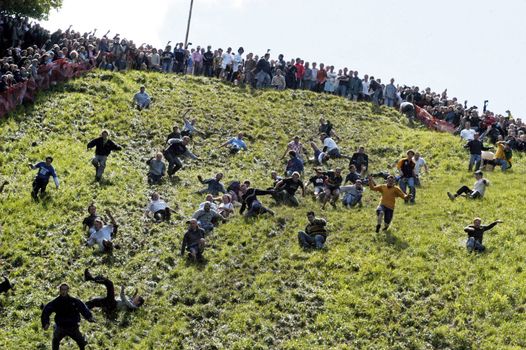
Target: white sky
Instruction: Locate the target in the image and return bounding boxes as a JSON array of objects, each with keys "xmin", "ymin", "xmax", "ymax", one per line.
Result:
[{"xmin": 43, "ymin": 0, "xmax": 526, "ymax": 117}]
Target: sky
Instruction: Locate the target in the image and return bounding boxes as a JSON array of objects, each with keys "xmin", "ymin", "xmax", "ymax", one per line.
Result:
[{"xmin": 42, "ymin": 0, "xmax": 526, "ymax": 117}]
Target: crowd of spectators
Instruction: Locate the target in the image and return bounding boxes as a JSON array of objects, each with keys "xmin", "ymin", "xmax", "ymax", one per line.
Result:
[{"xmin": 1, "ymin": 14, "xmax": 524, "ymax": 150}]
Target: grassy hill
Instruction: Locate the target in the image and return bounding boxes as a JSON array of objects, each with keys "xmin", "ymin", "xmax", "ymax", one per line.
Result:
[{"xmin": 1, "ymin": 70, "xmax": 526, "ymax": 349}]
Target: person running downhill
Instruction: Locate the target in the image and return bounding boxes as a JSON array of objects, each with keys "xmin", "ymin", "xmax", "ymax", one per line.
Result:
[
  {"xmin": 396, "ymin": 150, "xmax": 416, "ymax": 204},
  {"xmin": 87, "ymin": 130, "xmax": 122, "ymax": 182},
  {"xmin": 29, "ymin": 156, "xmax": 59, "ymax": 201},
  {"xmin": 368, "ymin": 174, "xmax": 410, "ymax": 232}
]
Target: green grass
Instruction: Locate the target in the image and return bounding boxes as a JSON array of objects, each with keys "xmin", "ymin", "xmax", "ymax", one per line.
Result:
[{"xmin": 1, "ymin": 70, "xmax": 526, "ymax": 349}]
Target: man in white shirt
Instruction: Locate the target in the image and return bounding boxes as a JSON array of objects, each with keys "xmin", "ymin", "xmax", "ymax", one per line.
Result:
[
  {"xmin": 146, "ymin": 192, "xmax": 172, "ymax": 222},
  {"xmin": 320, "ymin": 133, "xmax": 349, "ymax": 159},
  {"xmin": 447, "ymin": 170, "xmax": 489, "ymax": 200},
  {"xmin": 87, "ymin": 212, "xmax": 117, "ymax": 252},
  {"xmin": 221, "ymin": 47, "xmax": 233, "ymax": 79},
  {"xmin": 412, "ymin": 152, "xmax": 429, "ymax": 186},
  {"xmin": 460, "ymin": 122, "xmax": 476, "ymax": 141}
]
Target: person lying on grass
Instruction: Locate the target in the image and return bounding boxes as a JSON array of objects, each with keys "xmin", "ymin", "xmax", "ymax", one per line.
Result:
[
  {"xmin": 368, "ymin": 174, "xmax": 410, "ymax": 233},
  {"xmin": 464, "ymin": 218, "xmax": 503, "ymax": 253},
  {"xmin": 84, "ymin": 269, "xmax": 144, "ymax": 312},
  {"xmin": 447, "ymin": 170, "xmax": 489, "ymax": 201}
]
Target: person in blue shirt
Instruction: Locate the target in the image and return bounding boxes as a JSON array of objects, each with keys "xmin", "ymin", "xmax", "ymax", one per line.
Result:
[
  {"xmin": 133, "ymin": 85, "xmax": 151, "ymax": 110},
  {"xmin": 29, "ymin": 156, "xmax": 59, "ymax": 201},
  {"xmin": 285, "ymin": 151, "xmax": 304, "ymax": 176},
  {"xmin": 220, "ymin": 132, "xmax": 248, "ymax": 154}
]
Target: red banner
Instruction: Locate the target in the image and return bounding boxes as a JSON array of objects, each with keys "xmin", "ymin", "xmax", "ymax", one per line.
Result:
[
  {"xmin": 0, "ymin": 59, "xmax": 93, "ymax": 119},
  {"xmin": 415, "ymin": 105, "xmax": 456, "ymax": 133}
]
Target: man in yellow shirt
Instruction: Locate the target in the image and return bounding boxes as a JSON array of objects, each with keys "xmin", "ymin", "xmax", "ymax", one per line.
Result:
[
  {"xmin": 368, "ymin": 175, "xmax": 410, "ymax": 232},
  {"xmin": 494, "ymin": 140, "xmax": 512, "ymax": 171}
]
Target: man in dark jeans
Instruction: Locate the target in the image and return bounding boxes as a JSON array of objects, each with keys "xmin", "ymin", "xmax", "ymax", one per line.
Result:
[
  {"xmin": 87, "ymin": 130, "xmax": 122, "ymax": 182},
  {"xmin": 464, "ymin": 218, "xmax": 503, "ymax": 252},
  {"xmin": 29, "ymin": 156, "xmax": 60, "ymax": 201},
  {"xmin": 164, "ymin": 136, "xmax": 199, "ymax": 177},
  {"xmin": 180, "ymin": 218, "xmax": 206, "ymax": 262},
  {"xmin": 202, "ymin": 45, "xmax": 214, "ymax": 77},
  {"xmin": 84, "ymin": 270, "xmax": 144, "ymax": 312},
  {"xmin": 41, "ymin": 283, "xmax": 94, "ymax": 350},
  {"xmin": 298, "ymin": 211, "xmax": 328, "ymax": 249}
]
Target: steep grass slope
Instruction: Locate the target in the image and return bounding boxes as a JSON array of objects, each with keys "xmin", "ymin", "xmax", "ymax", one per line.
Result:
[{"xmin": 0, "ymin": 71, "xmax": 525, "ymax": 349}]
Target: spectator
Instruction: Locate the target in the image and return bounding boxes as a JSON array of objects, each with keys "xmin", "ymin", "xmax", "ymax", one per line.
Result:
[
  {"xmin": 164, "ymin": 136, "xmax": 199, "ymax": 177},
  {"xmin": 349, "ymin": 71, "xmax": 362, "ymax": 101},
  {"xmin": 87, "ymin": 130, "xmax": 122, "ymax": 182},
  {"xmin": 84, "ymin": 269, "xmax": 144, "ymax": 312},
  {"xmin": 220, "ymin": 132, "xmax": 248, "ymax": 154},
  {"xmin": 146, "ymin": 152, "xmax": 166, "ymax": 185},
  {"xmin": 298, "ymin": 211, "xmax": 328, "ymax": 249},
  {"xmin": 271, "ymin": 69, "xmax": 286, "ymax": 90},
  {"xmin": 196, "ymin": 173, "xmax": 226, "ymax": 196},
  {"xmin": 368, "ymin": 174, "xmax": 409, "ymax": 232},
  {"xmin": 384, "ymin": 78, "xmax": 397, "ymax": 107},
  {"xmin": 255, "ymin": 52, "xmax": 271, "ymax": 88},
  {"xmin": 460, "ymin": 121, "xmax": 477, "ymax": 141},
  {"xmin": 315, "ymin": 63, "xmax": 327, "ymax": 92},
  {"xmin": 202, "ymin": 45, "xmax": 214, "ymax": 77},
  {"xmin": 180, "ymin": 218, "xmax": 206, "ymax": 262},
  {"xmin": 41, "ymin": 283, "xmax": 94, "ymax": 350},
  {"xmin": 302, "ymin": 62, "xmax": 312, "ymax": 90},
  {"xmin": 464, "ymin": 218, "xmax": 503, "ymax": 253},
  {"xmin": 145, "ymin": 192, "xmax": 172, "ymax": 222},
  {"xmin": 29, "ymin": 156, "xmax": 59, "ymax": 201},
  {"xmin": 447, "ymin": 170, "xmax": 490, "ymax": 200},
  {"xmin": 133, "ymin": 85, "xmax": 151, "ymax": 110}
]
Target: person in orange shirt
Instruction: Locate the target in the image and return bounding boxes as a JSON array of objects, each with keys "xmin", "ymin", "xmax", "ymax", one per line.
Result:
[{"xmin": 368, "ymin": 174, "xmax": 410, "ymax": 232}]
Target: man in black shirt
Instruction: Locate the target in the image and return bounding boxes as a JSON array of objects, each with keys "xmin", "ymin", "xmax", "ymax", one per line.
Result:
[
  {"xmin": 163, "ymin": 136, "xmax": 198, "ymax": 176},
  {"xmin": 305, "ymin": 167, "xmax": 326, "ymax": 200},
  {"xmin": 202, "ymin": 45, "xmax": 214, "ymax": 77},
  {"xmin": 464, "ymin": 132, "xmax": 491, "ymax": 171},
  {"xmin": 322, "ymin": 168, "xmax": 343, "ymax": 209},
  {"xmin": 180, "ymin": 218, "xmax": 206, "ymax": 262},
  {"xmin": 239, "ymin": 182, "xmax": 275, "ymax": 217},
  {"xmin": 255, "ymin": 53, "xmax": 271, "ymax": 88},
  {"xmin": 41, "ymin": 283, "xmax": 94, "ymax": 350},
  {"xmin": 396, "ymin": 150, "xmax": 416, "ymax": 204},
  {"xmin": 464, "ymin": 218, "xmax": 502, "ymax": 252},
  {"xmin": 273, "ymin": 172, "xmax": 305, "ymax": 207},
  {"xmin": 82, "ymin": 203, "xmax": 100, "ymax": 237},
  {"xmin": 87, "ymin": 130, "xmax": 122, "ymax": 182},
  {"xmin": 0, "ymin": 276, "xmax": 13, "ymax": 294},
  {"xmin": 349, "ymin": 146, "xmax": 369, "ymax": 174}
]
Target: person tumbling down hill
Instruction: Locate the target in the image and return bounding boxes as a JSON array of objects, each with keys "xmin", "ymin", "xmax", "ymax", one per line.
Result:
[
  {"xmin": 196, "ymin": 172, "xmax": 226, "ymax": 196},
  {"xmin": 220, "ymin": 132, "xmax": 248, "ymax": 154},
  {"xmin": 164, "ymin": 136, "xmax": 199, "ymax": 177},
  {"xmin": 84, "ymin": 269, "xmax": 144, "ymax": 313},
  {"xmin": 86, "ymin": 210, "xmax": 118, "ymax": 252},
  {"xmin": 309, "ymin": 141, "xmax": 330, "ymax": 165},
  {"xmin": 82, "ymin": 203, "xmax": 101, "ymax": 236},
  {"xmin": 368, "ymin": 174, "xmax": 410, "ymax": 233},
  {"xmin": 464, "ymin": 218, "xmax": 503, "ymax": 253},
  {"xmin": 181, "ymin": 218, "xmax": 206, "ymax": 262},
  {"xmin": 340, "ymin": 179, "xmax": 364, "ymax": 208},
  {"xmin": 192, "ymin": 202, "xmax": 225, "ymax": 233},
  {"xmin": 239, "ymin": 182, "xmax": 275, "ymax": 217},
  {"xmin": 448, "ymin": 170, "xmax": 490, "ymax": 201},
  {"xmin": 29, "ymin": 156, "xmax": 60, "ymax": 202},
  {"xmin": 273, "ymin": 171, "xmax": 305, "ymax": 207}
]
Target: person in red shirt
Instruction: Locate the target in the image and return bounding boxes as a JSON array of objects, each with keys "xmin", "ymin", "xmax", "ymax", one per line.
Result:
[
  {"xmin": 294, "ymin": 58, "xmax": 305, "ymax": 89},
  {"xmin": 315, "ymin": 63, "xmax": 327, "ymax": 92}
]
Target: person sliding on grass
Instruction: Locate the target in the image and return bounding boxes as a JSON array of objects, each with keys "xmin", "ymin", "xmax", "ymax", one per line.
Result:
[
  {"xmin": 239, "ymin": 181, "xmax": 275, "ymax": 218},
  {"xmin": 298, "ymin": 211, "xmax": 328, "ymax": 249},
  {"xmin": 448, "ymin": 170, "xmax": 490, "ymax": 201},
  {"xmin": 29, "ymin": 156, "xmax": 59, "ymax": 201},
  {"xmin": 87, "ymin": 130, "xmax": 122, "ymax": 182},
  {"xmin": 0, "ymin": 180, "xmax": 8, "ymax": 193},
  {"xmin": 82, "ymin": 203, "xmax": 101, "ymax": 236},
  {"xmin": 305, "ymin": 167, "xmax": 327, "ymax": 201},
  {"xmin": 145, "ymin": 192, "xmax": 173, "ymax": 222},
  {"xmin": 197, "ymin": 172, "xmax": 226, "ymax": 196},
  {"xmin": 146, "ymin": 152, "xmax": 166, "ymax": 185},
  {"xmin": 192, "ymin": 202, "xmax": 225, "ymax": 233},
  {"xmin": 86, "ymin": 210, "xmax": 118, "ymax": 252},
  {"xmin": 273, "ymin": 171, "xmax": 305, "ymax": 207},
  {"xmin": 368, "ymin": 174, "xmax": 410, "ymax": 232},
  {"xmin": 41, "ymin": 283, "xmax": 94, "ymax": 350},
  {"xmin": 322, "ymin": 167, "xmax": 343, "ymax": 209},
  {"xmin": 464, "ymin": 218, "xmax": 503, "ymax": 252},
  {"xmin": 180, "ymin": 218, "xmax": 206, "ymax": 262},
  {"xmin": 220, "ymin": 132, "xmax": 248, "ymax": 154},
  {"xmin": 84, "ymin": 269, "xmax": 144, "ymax": 312}
]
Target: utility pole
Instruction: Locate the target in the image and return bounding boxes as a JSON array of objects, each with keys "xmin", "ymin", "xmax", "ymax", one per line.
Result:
[{"xmin": 184, "ymin": 0, "xmax": 194, "ymax": 48}]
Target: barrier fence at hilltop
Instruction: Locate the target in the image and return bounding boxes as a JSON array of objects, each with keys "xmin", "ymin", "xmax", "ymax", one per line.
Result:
[{"xmin": 0, "ymin": 59, "xmax": 93, "ymax": 118}]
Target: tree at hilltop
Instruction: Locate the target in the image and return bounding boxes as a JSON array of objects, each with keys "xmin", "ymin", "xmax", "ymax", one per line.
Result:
[{"xmin": 0, "ymin": 0, "xmax": 62, "ymax": 20}]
